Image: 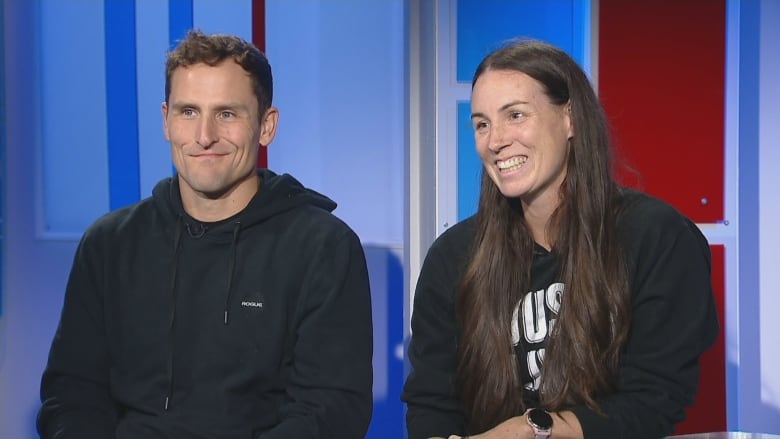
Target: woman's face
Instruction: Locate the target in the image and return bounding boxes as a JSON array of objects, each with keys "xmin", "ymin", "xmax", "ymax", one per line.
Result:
[{"xmin": 471, "ymin": 69, "xmax": 573, "ymax": 211}]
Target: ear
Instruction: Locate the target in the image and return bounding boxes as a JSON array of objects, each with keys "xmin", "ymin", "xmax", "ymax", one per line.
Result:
[
  {"xmin": 162, "ymin": 102, "xmax": 171, "ymax": 141},
  {"xmin": 259, "ymin": 106, "xmax": 279, "ymax": 147},
  {"xmin": 564, "ymin": 101, "xmax": 574, "ymax": 139}
]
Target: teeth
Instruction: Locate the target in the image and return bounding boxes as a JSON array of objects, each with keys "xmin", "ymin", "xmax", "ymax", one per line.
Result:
[{"xmin": 497, "ymin": 156, "xmax": 527, "ymax": 170}]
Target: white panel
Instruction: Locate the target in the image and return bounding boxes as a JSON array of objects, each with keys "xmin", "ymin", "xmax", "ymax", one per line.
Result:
[
  {"xmin": 38, "ymin": 0, "xmax": 109, "ymax": 238},
  {"xmin": 436, "ymin": 0, "xmax": 469, "ymax": 236},
  {"xmin": 722, "ymin": 0, "xmax": 742, "ymax": 428},
  {"xmin": 759, "ymin": 0, "xmax": 780, "ymax": 419},
  {"xmin": 136, "ymin": 0, "xmax": 173, "ymax": 198}
]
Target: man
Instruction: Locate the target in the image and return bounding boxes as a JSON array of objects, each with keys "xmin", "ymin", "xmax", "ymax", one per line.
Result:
[{"xmin": 37, "ymin": 30, "xmax": 373, "ymax": 438}]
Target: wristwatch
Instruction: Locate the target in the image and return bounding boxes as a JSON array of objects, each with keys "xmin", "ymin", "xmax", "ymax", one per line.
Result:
[{"xmin": 526, "ymin": 408, "xmax": 553, "ymax": 438}]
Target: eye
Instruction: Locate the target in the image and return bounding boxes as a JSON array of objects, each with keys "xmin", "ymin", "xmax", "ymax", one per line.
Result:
[
  {"xmin": 473, "ymin": 120, "xmax": 489, "ymax": 133},
  {"xmin": 182, "ymin": 108, "xmax": 196, "ymax": 118},
  {"xmin": 509, "ymin": 111, "xmax": 525, "ymax": 121},
  {"xmin": 219, "ymin": 110, "xmax": 236, "ymax": 119}
]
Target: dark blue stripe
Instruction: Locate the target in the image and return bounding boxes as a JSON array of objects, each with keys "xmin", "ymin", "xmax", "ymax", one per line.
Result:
[
  {"xmin": 0, "ymin": 0, "xmax": 5, "ymax": 317},
  {"xmin": 169, "ymin": 0, "xmax": 194, "ymax": 49},
  {"xmin": 105, "ymin": 1, "xmax": 141, "ymax": 210},
  {"xmin": 735, "ymin": 0, "xmax": 761, "ymax": 431}
]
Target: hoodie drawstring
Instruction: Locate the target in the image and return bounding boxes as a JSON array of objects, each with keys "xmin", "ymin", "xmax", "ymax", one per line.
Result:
[
  {"xmin": 163, "ymin": 218, "xmax": 240, "ymax": 411},
  {"xmin": 223, "ymin": 222, "xmax": 241, "ymax": 325},
  {"xmin": 164, "ymin": 218, "xmax": 184, "ymax": 411}
]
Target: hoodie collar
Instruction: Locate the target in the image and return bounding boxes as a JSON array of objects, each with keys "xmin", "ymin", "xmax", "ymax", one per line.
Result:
[{"xmin": 152, "ymin": 169, "xmax": 338, "ymax": 231}]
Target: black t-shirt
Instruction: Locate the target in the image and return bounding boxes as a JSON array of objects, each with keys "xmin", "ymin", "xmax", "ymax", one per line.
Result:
[{"xmin": 513, "ymin": 244, "xmax": 561, "ymax": 406}]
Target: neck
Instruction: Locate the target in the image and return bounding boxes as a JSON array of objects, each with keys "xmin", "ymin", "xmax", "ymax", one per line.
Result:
[
  {"xmin": 522, "ymin": 201, "xmax": 558, "ymax": 252},
  {"xmin": 180, "ymin": 173, "xmax": 260, "ymax": 222}
]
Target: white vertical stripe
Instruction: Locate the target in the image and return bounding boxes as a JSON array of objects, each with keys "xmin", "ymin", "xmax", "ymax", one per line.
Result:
[
  {"xmin": 722, "ymin": 0, "xmax": 742, "ymax": 429},
  {"xmin": 758, "ymin": 0, "xmax": 780, "ymax": 420}
]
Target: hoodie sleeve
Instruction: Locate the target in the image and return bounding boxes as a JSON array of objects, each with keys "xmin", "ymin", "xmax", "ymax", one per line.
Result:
[
  {"xmin": 569, "ymin": 207, "xmax": 720, "ymax": 438},
  {"xmin": 257, "ymin": 228, "xmax": 373, "ymax": 439},
  {"xmin": 402, "ymin": 222, "xmax": 472, "ymax": 439},
  {"xmin": 37, "ymin": 231, "xmax": 119, "ymax": 438}
]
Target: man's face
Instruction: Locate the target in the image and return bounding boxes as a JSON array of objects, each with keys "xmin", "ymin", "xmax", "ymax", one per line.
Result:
[{"xmin": 162, "ymin": 61, "xmax": 277, "ymax": 202}]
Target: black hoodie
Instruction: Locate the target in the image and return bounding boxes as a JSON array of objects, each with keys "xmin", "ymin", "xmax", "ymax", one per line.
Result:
[
  {"xmin": 38, "ymin": 169, "xmax": 374, "ymax": 439},
  {"xmin": 402, "ymin": 190, "xmax": 719, "ymax": 438}
]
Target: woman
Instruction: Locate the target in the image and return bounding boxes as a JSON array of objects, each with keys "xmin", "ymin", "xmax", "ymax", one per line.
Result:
[{"xmin": 402, "ymin": 40, "xmax": 719, "ymax": 439}]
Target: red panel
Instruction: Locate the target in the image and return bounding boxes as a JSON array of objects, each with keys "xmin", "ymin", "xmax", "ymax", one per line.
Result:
[
  {"xmin": 599, "ymin": 0, "xmax": 726, "ymax": 223},
  {"xmin": 252, "ymin": 0, "xmax": 268, "ymax": 169},
  {"xmin": 675, "ymin": 244, "xmax": 726, "ymax": 434}
]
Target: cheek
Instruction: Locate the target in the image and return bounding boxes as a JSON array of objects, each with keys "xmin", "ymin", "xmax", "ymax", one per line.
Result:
[
  {"xmin": 474, "ymin": 135, "xmax": 490, "ymax": 159},
  {"xmin": 167, "ymin": 123, "xmax": 192, "ymax": 143}
]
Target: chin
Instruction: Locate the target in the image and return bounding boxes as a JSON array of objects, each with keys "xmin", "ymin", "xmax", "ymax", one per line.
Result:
[
  {"xmin": 182, "ymin": 177, "xmax": 228, "ymax": 196},
  {"xmin": 496, "ymin": 183, "xmax": 530, "ymax": 199}
]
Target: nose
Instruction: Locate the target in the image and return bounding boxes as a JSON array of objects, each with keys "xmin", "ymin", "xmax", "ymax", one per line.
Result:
[
  {"xmin": 488, "ymin": 121, "xmax": 510, "ymax": 152},
  {"xmin": 196, "ymin": 116, "xmax": 218, "ymax": 147}
]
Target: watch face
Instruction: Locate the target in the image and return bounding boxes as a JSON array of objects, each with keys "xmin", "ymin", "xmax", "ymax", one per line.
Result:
[{"xmin": 528, "ymin": 408, "xmax": 553, "ymax": 430}]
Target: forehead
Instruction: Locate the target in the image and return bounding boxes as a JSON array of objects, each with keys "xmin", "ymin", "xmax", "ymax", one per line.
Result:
[
  {"xmin": 168, "ymin": 61, "xmax": 255, "ymax": 104},
  {"xmin": 471, "ymin": 69, "xmax": 547, "ymax": 106}
]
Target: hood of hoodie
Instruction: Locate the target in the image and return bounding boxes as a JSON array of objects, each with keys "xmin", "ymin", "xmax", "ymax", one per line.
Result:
[{"xmin": 151, "ymin": 168, "xmax": 337, "ymax": 233}]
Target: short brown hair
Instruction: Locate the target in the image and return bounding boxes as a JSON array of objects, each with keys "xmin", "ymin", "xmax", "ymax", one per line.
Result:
[{"xmin": 165, "ymin": 29, "xmax": 273, "ymax": 113}]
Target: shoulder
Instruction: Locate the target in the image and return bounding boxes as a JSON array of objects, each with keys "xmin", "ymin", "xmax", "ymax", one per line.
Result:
[
  {"xmin": 416, "ymin": 216, "xmax": 477, "ymax": 290},
  {"xmin": 290, "ymin": 203, "xmax": 360, "ymax": 239},
  {"xmin": 617, "ymin": 189, "xmax": 704, "ymax": 243},
  {"xmin": 616, "ymin": 189, "xmax": 711, "ymax": 273},
  {"xmin": 425, "ymin": 216, "xmax": 477, "ymax": 265},
  {"xmin": 263, "ymin": 204, "xmax": 365, "ymax": 259},
  {"xmin": 82, "ymin": 197, "xmax": 160, "ymax": 243}
]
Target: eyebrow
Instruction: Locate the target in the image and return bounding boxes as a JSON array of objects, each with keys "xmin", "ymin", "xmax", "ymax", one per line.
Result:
[
  {"xmin": 169, "ymin": 101, "xmax": 249, "ymax": 112},
  {"xmin": 471, "ymin": 100, "xmax": 529, "ymax": 120}
]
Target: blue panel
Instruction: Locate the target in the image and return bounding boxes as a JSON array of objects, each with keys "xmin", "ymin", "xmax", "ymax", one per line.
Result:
[
  {"xmin": 266, "ymin": 0, "xmax": 406, "ymax": 245},
  {"xmin": 136, "ymin": 0, "xmax": 174, "ymax": 198},
  {"xmin": 39, "ymin": 0, "xmax": 110, "ymax": 236},
  {"xmin": 457, "ymin": 101, "xmax": 481, "ymax": 221},
  {"xmin": 456, "ymin": 0, "xmax": 588, "ymax": 83},
  {"xmin": 0, "ymin": 1, "xmax": 5, "ymax": 317},
  {"xmin": 105, "ymin": 1, "xmax": 141, "ymax": 210},
  {"xmin": 736, "ymin": 0, "xmax": 761, "ymax": 432},
  {"xmin": 266, "ymin": 3, "xmax": 406, "ymax": 437},
  {"xmin": 169, "ymin": 0, "xmax": 194, "ymax": 47},
  {"xmin": 193, "ymin": 0, "xmax": 252, "ymax": 40},
  {"xmin": 363, "ymin": 246, "xmax": 406, "ymax": 439}
]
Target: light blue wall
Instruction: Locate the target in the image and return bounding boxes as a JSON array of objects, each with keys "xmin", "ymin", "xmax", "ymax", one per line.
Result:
[
  {"xmin": 266, "ymin": 1, "xmax": 406, "ymax": 247},
  {"xmin": 265, "ymin": 3, "xmax": 407, "ymax": 436}
]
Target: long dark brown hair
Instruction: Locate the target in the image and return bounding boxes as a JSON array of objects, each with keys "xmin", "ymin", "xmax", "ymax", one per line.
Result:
[{"xmin": 456, "ymin": 40, "xmax": 631, "ymax": 432}]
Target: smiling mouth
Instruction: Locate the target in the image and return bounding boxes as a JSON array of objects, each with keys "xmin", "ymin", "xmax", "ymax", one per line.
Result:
[
  {"xmin": 191, "ymin": 152, "xmax": 227, "ymax": 158},
  {"xmin": 496, "ymin": 156, "xmax": 527, "ymax": 172}
]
